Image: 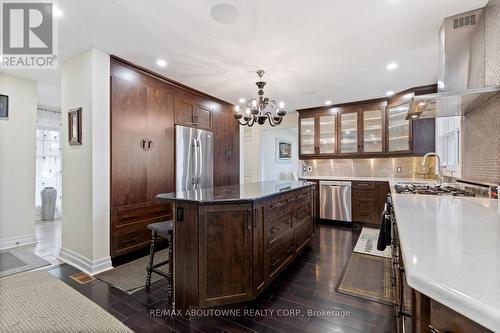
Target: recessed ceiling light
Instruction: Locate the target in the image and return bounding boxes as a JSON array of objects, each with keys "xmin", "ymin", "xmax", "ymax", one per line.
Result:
[
  {"xmin": 210, "ymin": 3, "xmax": 240, "ymax": 24},
  {"xmin": 386, "ymin": 62, "xmax": 398, "ymax": 71},
  {"xmin": 411, "ymin": 114, "xmax": 419, "ymax": 119},
  {"xmin": 156, "ymin": 59, "xmax": 167, "ymax": 68},
  {"xmin": 238, "ymin": 98, "xmax": 246, "ymax": 104},
  {"xmin": 325, "ymin": 100, "xmax": 332, "ymax": 106},
  {"xmin": 386, "ymin": 90, "xmax": 395, "ymax": 96},
  {"xmin": 53, "ymin": 7, "xmax": 63, "ymax": 17}
]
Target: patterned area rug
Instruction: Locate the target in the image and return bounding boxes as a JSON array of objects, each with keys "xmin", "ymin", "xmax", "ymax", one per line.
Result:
[
  {"xmin": 337, "ymin": 252, "xmax": 394, "ymax": 306},
  {"xmin": 353, "ymin": 227, "xmax": 391, "ymax": 258},
  {"xmin": 0, "ymin": 245, "xmax": 50, "ymax": 277},
  {"xmin": 0, "ymin": 270, "xmax": 133, "ymax": 332}
]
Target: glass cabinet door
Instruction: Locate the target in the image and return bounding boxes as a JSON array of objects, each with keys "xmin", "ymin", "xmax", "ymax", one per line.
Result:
[
  {"xmin": 340, "ymin": 112, "xmax": 358, "ymax": 153},
  {"xmin": 387, "ymin": 103, "xmax": 410, "ymax": 152},
  {"xmin": 300, "ymin": 117, "xmax": 316, "ymax": 155},
  {"xmin": 318, "ymin": 115, "xmax": 336, "ymax": 154},
  {"xmin": 362, "ymin": 109, "xmax": 383, "ymax": 153}
]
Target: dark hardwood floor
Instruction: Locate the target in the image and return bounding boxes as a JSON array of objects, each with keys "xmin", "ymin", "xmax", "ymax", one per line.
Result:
[{"xmin": 47, "ymin": 224, "xmax": 395, "ymax": 333}]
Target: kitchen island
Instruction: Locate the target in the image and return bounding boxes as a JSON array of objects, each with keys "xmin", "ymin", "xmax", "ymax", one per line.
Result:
[{"xmin": 156, "ymin": 181, "xmax": 316, "ymax": 310}]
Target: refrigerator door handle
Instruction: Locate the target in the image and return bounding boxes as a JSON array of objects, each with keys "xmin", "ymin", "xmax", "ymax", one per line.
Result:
[
  {"xmin": 193, "ymin": 138, "xmax": 198, "ymax": 186},
  {"xmin": 197, "ymin": 138, "xmax": 203, "ymax": 182}
]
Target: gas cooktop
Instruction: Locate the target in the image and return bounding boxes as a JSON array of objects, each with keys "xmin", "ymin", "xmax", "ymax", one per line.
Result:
[{"xmin": 394, "ymin": 183, "xmax": 489, "ymax": 197}]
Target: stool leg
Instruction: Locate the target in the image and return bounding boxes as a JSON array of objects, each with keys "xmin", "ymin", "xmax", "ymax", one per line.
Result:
[
  {"xmin": 167, "ymin": 231, "xmax": 173, "ymax": 302},
  {"xmin": 146, "ymin": 231, "xmax": 157, "ymax": 290}
]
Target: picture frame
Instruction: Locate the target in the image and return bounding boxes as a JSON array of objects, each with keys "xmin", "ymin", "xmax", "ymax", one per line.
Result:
[
  {"xmin": 68, "ymin": 107, "xmax": 82, "ymax": 145},
  {"xmin": 0, "ymin": 94, "xmax": 8, "ymax": 119},
  {"xmin": 276, "ymin": 137, "xmax": 292, "ymax": 163}
]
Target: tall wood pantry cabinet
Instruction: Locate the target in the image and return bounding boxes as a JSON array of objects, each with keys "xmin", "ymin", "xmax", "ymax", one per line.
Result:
[{"xmin": 110, "ymin": 58, "xmax": 239, "ymax": 258}]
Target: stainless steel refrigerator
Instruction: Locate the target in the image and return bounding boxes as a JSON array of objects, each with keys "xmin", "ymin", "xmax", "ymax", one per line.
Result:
[{"xmin": 176, "ymin": 125, "xmax": 214, "ymax": 191}]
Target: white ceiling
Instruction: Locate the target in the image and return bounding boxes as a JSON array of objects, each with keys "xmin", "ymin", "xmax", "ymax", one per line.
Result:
[{"xmin": 3, "ymin": 0, "xmax": 488, "ymax": 110}]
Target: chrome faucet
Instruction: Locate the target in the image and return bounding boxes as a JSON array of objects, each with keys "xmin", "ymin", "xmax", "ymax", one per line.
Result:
[{"xmin": 421, "ymin": 152, "xmax": 443, "ymax": 184}]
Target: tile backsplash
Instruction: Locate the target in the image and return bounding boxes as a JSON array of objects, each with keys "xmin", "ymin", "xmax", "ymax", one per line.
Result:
[
  {"xmin": 301, "ymin": 156, "xmax": 436, "ymax": 179},
  {"xmin": 462, "ymin": 92, "xmax": 500, "ymax": 184}
]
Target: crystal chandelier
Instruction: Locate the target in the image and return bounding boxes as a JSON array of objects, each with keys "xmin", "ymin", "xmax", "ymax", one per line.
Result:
[{"xmin": 234, "ymin": 70, "xmax": 287, "ymax": 127}]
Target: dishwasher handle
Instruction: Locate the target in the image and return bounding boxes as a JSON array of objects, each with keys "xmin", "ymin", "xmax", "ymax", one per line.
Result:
[{"xmin": 319, "ymin": 181, "xmax": 352, "ymax": 187}]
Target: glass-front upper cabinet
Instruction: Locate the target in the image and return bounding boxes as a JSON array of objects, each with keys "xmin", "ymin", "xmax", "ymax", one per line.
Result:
[
  {"xmin": 300, "ymin": 117, "xmax": 316, "ymax": 155},
  {"xmin": 362, "ymin": 107, "xmax": 384, "ymax": 153},
  {"xmin": 318, "ymin": 115, "xmax": 336, "ymax": 154},
  {"xmin": 387, "ymin": 103, "xmax": 411, "ymax": 152},
  {"xmin": 340, "ymin": 111, "xmax": 358, "ymax": 154}
]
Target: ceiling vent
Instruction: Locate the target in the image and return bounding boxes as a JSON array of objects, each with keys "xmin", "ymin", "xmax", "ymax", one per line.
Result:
[{"xmin": 453, "ymin": 14, "xmax": 476, "ymax": 29}]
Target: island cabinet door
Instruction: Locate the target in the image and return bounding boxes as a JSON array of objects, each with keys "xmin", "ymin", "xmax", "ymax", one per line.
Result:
[
  {"xmin": 198, "ymin": 204, "xmax": 253, "ymax": 307},
  {"xmin": 252, "ymin": 202, "xmax": 267, "ymax": 296}
]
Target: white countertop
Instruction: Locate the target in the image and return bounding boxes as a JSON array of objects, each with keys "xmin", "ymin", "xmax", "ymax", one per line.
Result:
[
  {"xmin": 301, "ymin": 175, "xmax": 500, "ymax": 330},
  {"xmin": 299, "ymin": 175, "xmax": 434, "ymax": 183},
  {"xmin": 391, "ymin": 191, "xmax": 500, "ymax": 331}
]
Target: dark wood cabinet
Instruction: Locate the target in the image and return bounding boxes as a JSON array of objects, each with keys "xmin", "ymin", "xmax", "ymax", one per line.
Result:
[
  {"xmin": 110, "ymin": 57, "xmax": 238, "ymax": 258},
  {"xmin": 110, "ymin": 63, "xmax": 174, "ymax": 257},
  {"xmin": 174, "ymin": 96, "xmax": 213, "ymax": 130},
  {"xmin": 171, "ymin": 185, "xmax": 315, "ymax": 310},
  {"xmin": 352, "ymin": 181, "xmax": 390, "ymax": 225},
  {"xmin": 297, "ymin": 85, "xmax": 436, "ymax": 159},
  {"xmin": 198, "ymin": 204, "xmax": 253, "ymax": 307}
]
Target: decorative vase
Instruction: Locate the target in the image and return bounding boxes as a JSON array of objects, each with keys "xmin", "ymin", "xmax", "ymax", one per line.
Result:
[{"xmin": 41, "ymin": 187, "xmax": 57, "ymax": 221}]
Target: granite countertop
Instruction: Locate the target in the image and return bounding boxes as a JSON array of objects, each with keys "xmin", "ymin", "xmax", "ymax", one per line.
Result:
[
  {"xmin": 390, "ymin": 183, "xmax": 500, "ymax": 331},
  {"xmin": 156, "ymin": 181, "xmax": 314, "ymax": 204}
]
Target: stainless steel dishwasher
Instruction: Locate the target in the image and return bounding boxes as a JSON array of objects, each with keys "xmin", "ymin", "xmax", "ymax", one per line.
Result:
[{"xmin": 319, "ymin": 181, "xmax": 352, "ymax": 222}]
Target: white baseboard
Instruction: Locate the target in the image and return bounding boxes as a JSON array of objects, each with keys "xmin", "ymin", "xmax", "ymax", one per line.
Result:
[
  {"xmin": 0, "ymin": 233, "xmax": 37, "ymax": 250},
  {"xmin": 59, "ymin": 247, "xmax": 113, "ymax": 276}
]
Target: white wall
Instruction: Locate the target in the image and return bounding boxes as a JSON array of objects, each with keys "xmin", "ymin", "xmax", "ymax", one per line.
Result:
[
  {"xmin": 240, "ymin": 111, "xmax": 299, "ymax": 182},
  {"xmin": 0, "ymin": 74, "xmax": 37, "ymax": 249},
  {"xmin": 60, "ymin": 49, "xmax": 111, "ymax": 275},
  {"xmin": 260, "ymin": 128, "xmax": 299, "ymax": 181}
]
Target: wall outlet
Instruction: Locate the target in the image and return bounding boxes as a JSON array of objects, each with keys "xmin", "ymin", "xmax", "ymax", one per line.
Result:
[
  {"xmin": 307, "ymin": 166, "xmax": 313, "ymax": 172},
  {"xmin": 396, "ymin": 167, "xmax": 402, "ymax": 173}
]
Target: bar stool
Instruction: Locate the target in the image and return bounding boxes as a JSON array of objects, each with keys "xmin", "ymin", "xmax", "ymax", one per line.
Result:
[{"xmin": 145, "ymin": 220, "xmax": 173, "ymax": 300}]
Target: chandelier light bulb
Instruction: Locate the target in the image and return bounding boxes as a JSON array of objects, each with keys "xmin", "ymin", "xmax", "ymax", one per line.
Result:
[
  {"xmin": 234, "ymin": 105, "xmax": 240, "ymax": 112},
  {"xmin": 279, "ymin": 101, "xmax": 285, "ymax": 109},
  {"xmin": 238, "ymin": 98, "xmax": 246, "ymax": 104}
]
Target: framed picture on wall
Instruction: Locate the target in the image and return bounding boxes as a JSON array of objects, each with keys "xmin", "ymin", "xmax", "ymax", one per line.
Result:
[
  {"xmin": 68, "ymin": 107, "xmax": 82, "ymax": 145},
  {"xmin": 276, "ymin": 137, "xmax": 292, "ymax": 163},
  {"xmin": 0, "ymin": 94, "xmax": 8, "ymax": 119}
]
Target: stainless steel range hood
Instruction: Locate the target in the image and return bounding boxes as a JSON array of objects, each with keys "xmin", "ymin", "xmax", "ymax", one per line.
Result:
[{"xmin": 408, "ymin": 0, "xmax": 500, "ymax": 119}]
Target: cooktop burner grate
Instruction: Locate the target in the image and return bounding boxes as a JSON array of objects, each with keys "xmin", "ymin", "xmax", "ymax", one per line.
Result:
[{"xmin": 394, "ymin": 184, "xmax": 484, "ymax": 197}]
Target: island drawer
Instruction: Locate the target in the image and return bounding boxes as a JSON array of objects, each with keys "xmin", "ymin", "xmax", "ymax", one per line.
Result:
[
  {"xmin": 267, "ymin": 210, "xmax": 293, "ymax": 245},
  {"xmin": 267, "ymin": 230, "xmax": 294, "ymax": 279},
  {"xmin": 295, "ymin": 219, "xmax": 312, "ymax": 250},
  {"xmin": 294, "ymin": 196, "xmax": 311, "ymax": 221},
  {"xmin": 268, "ymin": 196, "xmax": 293, "ymax": 219}
]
